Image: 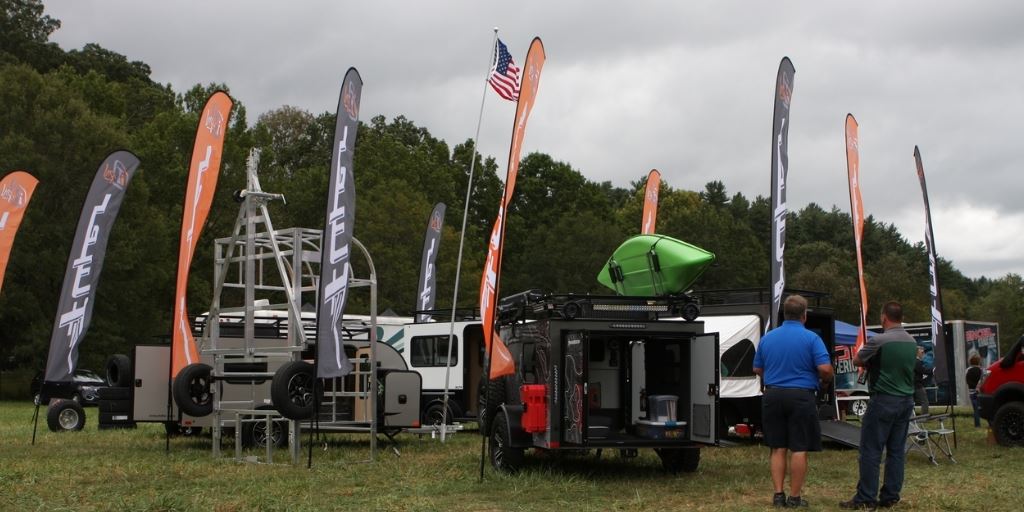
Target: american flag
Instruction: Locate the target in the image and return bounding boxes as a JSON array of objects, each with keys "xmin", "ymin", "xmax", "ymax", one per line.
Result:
[{"xmin": 488, "ymin": 39, "xmax": 520, "ymax": 101}]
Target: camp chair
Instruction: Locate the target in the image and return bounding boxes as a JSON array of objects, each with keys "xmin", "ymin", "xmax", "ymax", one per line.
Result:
[
  {"xmin": 924, "ymin": 413, "xmax": 957, "ymax": 464},
  {"xmin": 905, "ymin": 414, "xmax": 938, "ymax": 465}
]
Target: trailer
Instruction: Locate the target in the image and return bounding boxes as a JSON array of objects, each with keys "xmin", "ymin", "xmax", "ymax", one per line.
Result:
[
  {"xmin": 480, "ymin": 291, "xmax": 720, "ymax": 474},
  {"xmin": 131, "ymin": 150, "xmax": 423, "ymax": 463}
]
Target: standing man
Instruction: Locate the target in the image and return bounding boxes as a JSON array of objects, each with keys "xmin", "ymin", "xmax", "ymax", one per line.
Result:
[
  {"xmin": 753, "ymin": 295, "xmax": 833, "ymax": 508},
  {"xmin": 841, "ymin": 301, "xmax": 918, "ymax": 510}
]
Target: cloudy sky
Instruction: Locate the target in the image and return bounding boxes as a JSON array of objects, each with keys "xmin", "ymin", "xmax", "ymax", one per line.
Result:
[{"xmin": 43, "ymin": 1, "xmax": 1024, "ymax": 279}]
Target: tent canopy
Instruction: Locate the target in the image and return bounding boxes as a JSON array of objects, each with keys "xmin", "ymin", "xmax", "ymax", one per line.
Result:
[
  {"xmin": 835, "ymin": 319, "xmax": 876, "ymax": 346},
  {"xmin": 700, "ymin": 314, "xmax": 762, "ymax": 398}
]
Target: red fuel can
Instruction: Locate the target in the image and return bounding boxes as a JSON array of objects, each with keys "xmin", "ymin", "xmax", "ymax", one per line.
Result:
[{"xmin": 520, "ymin": 384, "xmax": 548, "ymax": 433}]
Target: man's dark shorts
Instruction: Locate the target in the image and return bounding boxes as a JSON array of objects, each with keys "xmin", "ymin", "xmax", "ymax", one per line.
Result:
[{"xmin": 762, "ymin": 387, "xmax": 822, "ymax": 452}]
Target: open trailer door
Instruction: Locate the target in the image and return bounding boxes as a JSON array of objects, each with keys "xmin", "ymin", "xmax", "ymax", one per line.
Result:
[{"xmin": 689, "ymin": 333, "xmax": 719, "ymax": 445}]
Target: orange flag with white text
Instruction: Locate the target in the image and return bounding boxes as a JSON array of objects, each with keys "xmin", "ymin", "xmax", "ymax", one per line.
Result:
[
  {"xmin": 641, "ymin": 169, "xmax": 661, "ymax": 234},
  {"xmin": 845, "ymin": 114, "xmax": 869, "ymax": 357},
  {"xmin": 0, "ymin": 171, "xmax": 38, "ymax": 293},
  {"xmin": 480, "ymin": 37, "xmax": 546, "ymax": 379},
  {"xmin": 171, "ymin": 91, "xmax": 234, "ymax": 378}
]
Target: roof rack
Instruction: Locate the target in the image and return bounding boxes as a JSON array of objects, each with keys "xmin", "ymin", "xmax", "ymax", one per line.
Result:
[{"xmin": 497, "ymin": 289, "xmax": 701, "ymax": 324}]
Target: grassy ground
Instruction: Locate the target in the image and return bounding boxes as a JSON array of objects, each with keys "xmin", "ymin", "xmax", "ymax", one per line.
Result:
[{"xmin": 0, "ymin": 401, "xmax": 1019, "ymax": 511}]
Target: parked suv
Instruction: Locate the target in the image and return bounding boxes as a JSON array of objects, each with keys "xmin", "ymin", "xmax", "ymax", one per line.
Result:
[
  {"xmin": 978, "ymin": 334, "xmax": 1024, "ymax": 446},
  {"xmin": 30, "ymin": 369, "xmax": 106, "ymax": 406}
]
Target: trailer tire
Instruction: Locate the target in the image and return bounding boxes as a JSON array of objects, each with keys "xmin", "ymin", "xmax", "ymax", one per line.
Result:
[
  {"xmin": 105, "ymin": 354, "xmax": 132, "ymax": 387},
  {"xmin": 992, "ymin": 401, "xmax": 1024, "ymax": 447},
  {"xmin": 241, "ymin": 406, "xmax": 289, "ymax": 449},
  {"xmin": 489, "ymin": 410, "xmax": 523, "ymax": 473},
  {"xmin": 424, "ymin": 401, "xmax": 458, "ymax": 426},
  {"xmin": 271, "ymin": 361, "xmax": 320, "ymax": 420},
  {"xmin": 173, "ymin": 363, "xmax": 214, "ymax": 417},
  {"xmin": 849, "ymin": 397, "xmax": 869, "ymax": 418},
  {"xmin": 477, "ymin": 376, "xmax": 507, "ymax": 434},
  {"xmin": 47, "ymin": 399, "xmax": 86, "ymax": 432}
]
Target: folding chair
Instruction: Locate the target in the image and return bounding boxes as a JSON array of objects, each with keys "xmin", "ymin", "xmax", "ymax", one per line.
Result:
[
  {"xmin": 924, "ymin": 413, "xmax": 957, "ymax": 464},
  {"xmin": 905, "ymin": 414, "xmax": 938, "ymax": 465}
]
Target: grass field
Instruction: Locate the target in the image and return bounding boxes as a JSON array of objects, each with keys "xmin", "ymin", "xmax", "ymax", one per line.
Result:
[{"xmin": 0, "ymin": 401, "xmax": 1019, "ymax": 511}]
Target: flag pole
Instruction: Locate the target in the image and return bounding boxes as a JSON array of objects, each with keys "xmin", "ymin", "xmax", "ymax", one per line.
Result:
[{"xmin": 440, "ymin": 27, "xmax": 499, "ymax": 443}]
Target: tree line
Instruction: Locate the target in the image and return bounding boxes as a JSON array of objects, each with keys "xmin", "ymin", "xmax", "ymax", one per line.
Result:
[{"xmin": 1, "ymin": 1, "xmax": 1021, "ymax": 376}]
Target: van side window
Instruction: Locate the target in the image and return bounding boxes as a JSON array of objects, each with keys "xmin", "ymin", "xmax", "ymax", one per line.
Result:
[{"xmin": 410, "ymin": 335, "xmax": 459, "ymax": 367}]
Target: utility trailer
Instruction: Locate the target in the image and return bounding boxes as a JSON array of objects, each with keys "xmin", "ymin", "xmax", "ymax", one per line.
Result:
[
  {"xmin": 133, "ymin": 150, "xmax": 422, "ymax": 463},
  {"xmin": 481, "ymin": 291, "xmax": 720, "ymax": 473}
]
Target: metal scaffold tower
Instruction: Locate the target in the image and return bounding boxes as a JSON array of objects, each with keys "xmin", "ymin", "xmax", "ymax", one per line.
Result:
[{"xmin": 199, "ymin": 149, "xmax": 381, "ymax": 464}]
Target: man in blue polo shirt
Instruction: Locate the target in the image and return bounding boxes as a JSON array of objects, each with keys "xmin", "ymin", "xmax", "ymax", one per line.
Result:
[{"xmin": 754, "ymin": 295, "xmax": 833, "ymax": 508}]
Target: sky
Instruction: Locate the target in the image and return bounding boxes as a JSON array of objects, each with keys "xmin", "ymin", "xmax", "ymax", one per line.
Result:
[{"xmin": 42, "ymin": 1, "xmax": 1024, "ymax": 279}]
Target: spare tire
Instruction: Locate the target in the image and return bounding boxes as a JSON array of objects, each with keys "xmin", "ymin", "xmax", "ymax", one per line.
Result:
[
  {"xmin": 477, "ymin": 375, "xmax": 508, "ymax": 435},
  {"xmin": 173, "ymin": 363, "xmax": 214, "ymax": 417},
  {"xmin": 47, "ymin": 399, "xmax": 86, "ymax": 432},
  {"xmin": 106, "ymin": 354, "xmax": 132, "ymax": 387},
  {"xmin": 270, "ymin": 361, "xmax": 320, "ymax": 420}
]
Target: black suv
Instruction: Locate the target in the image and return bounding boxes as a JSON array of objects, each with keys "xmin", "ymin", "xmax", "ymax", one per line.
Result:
[{"xmin": 30, "ymin": 370, "xmax": 106, "ymax": 406}]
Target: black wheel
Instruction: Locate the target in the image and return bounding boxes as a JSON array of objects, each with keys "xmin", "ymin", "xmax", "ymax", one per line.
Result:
[
  {"xmin": 478, "ymin": 376, "xmax": 507, "ymax": 434},
  {"xmin": 850, "ymin": 398, "xmax": 869, "ymax": 418},
  {"xmin": 173, "ymin": 363, "xmax": 214, "ymax": 417},
  {"xmin": 271, "ymin": 361, "xmax": 320, "ymax": 420},
  {"xmin": 106, "ymin": 354, "xmax": 132, "ymax": 387},
  {"xmin": 164, "ymin": 422, "xmax": 202, "ymax": 437},
  {"xmin": 489, "ymin": 410, "xmax": 524, "ymax": 473},
  {"xmin": 46, "ymin": 399, "xmax": 86, "ymax": 432},
  {"xmin": 681, "ymin": 302, "xmax": 700, "ymax": 321},
  {"xmin": 656, "ymin": 447, "xmax": 700, "ymax": 473},
  {"xmin": 241, "ymin": 407, "xmax": 289, "ymax": 449},
  {"xmin": 992, "ymin": 401, "xmax": 1024, "ymax": 447},
  {"xmin": 424, "ymin": 402, "xmax": 457, "ymax": 426}
]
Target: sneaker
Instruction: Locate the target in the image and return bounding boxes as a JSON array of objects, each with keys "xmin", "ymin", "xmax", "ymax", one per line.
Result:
[
  {"xmin": 786, "ymin": 496, "xmax": 809, "ymax": 507},
  {"xmin": 772, "ymin": 492, "xmax": 787, "ymax": 508},
  {"xmin": 839, "ymin": 499, "xmax": 877, "ymax": 510},
  {"xmin": 878, "ymin": 498, "xmax": 900, "ymax": 508}
]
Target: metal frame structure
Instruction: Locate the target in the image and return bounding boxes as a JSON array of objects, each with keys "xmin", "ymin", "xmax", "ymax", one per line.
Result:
[{"xmin": 199, "ymin": 149, "xmax": 381, "ymax": 464}]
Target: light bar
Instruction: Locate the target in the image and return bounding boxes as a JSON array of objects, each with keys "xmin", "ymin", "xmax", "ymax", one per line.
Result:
[
  {"xmin": 609, "ymin": 323, "xmax": 648, "ymax": 330},
  {"xmin": 592, "ymin": 303, "xmax": 669, "ymax": 312}
]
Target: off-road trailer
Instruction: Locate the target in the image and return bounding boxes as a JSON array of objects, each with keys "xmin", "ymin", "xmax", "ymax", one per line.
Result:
[{"xmin": 480, "ymin": 291, "xmax": 720, "ymax": 473}]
